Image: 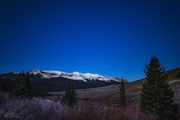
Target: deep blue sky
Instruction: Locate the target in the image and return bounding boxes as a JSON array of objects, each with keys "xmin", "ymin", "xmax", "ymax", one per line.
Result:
[{"xmin": 0, "ymin": 0, "xmax": 180, "ymax": 81}]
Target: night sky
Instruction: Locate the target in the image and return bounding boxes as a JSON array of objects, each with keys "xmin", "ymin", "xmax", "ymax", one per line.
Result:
[{"xmin": 1, "ymin": 0, "xmax": 180, "ymax": 81}]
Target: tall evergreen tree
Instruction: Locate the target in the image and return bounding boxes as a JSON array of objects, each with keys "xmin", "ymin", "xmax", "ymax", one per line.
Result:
[
  {"xmin": 24, "ymin": 72, "xmax": 33, "ymax": 98},
  {"xmin": 140, "ymin": 56, "xmax": 177, "ymax": 120},
  {"xmin": 62, "ymin": 84, "xmax": 77, "ymax": 107},
  {"xmin": 0, "ymin": 78, "xmax": 14, "ymax": 92},
  {"xmin": 120, "ymin": 78, "xmax": 126, "ymax": 108},
  {"xmin": 176, "ymin": 72, "xmax": 180, "ymax": 78},
  {"xmin": 13, "ymin": 72, "xmax": 33, "ymax": 98}
]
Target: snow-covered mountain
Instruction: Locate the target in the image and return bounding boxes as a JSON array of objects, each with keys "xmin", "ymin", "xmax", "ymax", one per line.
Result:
[
  {"xmin": 0, "ymin": 69, "xmax": 122, "ymax": 92},
  {"xmin": 30, "ymin": 69, "xmax": 121, "ymax": 82}
]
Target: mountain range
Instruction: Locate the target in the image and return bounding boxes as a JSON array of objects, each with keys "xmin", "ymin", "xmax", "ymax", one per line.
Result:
[
  {"xmin": 0, "ymin": 69, "xmax": 122, "ymax": 93},
  {"xmin": 29, "ymin": 69, "xmax": 121, "ymax": 82}
]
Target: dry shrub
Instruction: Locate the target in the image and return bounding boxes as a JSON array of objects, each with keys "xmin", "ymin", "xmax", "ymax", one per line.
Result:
[{"xmin": 0, "ymin": 98, "xmax": 157, "ymax": 120}]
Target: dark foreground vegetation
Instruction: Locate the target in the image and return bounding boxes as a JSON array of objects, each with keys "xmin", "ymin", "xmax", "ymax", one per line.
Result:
[{"xmin": 0, "ymin": 94, "xmax": 157, "ymax": 120}]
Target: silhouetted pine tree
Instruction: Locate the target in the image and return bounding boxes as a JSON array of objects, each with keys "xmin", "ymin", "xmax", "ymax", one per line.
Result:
[
  {"xmin": 62, "ymin": 84, "xmax": 77, "ymax": 107},
  {"xmin": 120, "ymin": 78, "xmax": 126, "ymax": 108},
  {"xmin": 24, "ymin": 72, "xmax": 33, "ymax": 98},
  {"xmin": 13, "ymin": 72, "xmax": 33, "ymax": 98},
  {"xmin": 176, "ymin": 72, "xmax": 180, "ymax": 78},
  {"xmin": 140, "ymin": 56, "xmax": 177, "ymax": 120},
  {"xmin": 0, "ymin": 78, "xmax": 14, "ymax": 92}
]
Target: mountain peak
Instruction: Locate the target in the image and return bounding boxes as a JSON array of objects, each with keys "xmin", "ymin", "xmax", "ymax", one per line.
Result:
[
  {"xmin": 72, "ymin": 72, "xmax": 81, "ymax": 76},
  {"xmin": 30, "ymin": 69, "xmax": 41, "ymax": 75}
]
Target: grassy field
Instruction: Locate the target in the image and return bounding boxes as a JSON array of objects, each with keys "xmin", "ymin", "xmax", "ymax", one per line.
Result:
[{"xmin": 47, "ymin": 78, "xmax": 180, "ymax": 105}]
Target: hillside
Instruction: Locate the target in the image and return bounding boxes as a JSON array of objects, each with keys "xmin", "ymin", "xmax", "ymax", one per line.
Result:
[
  {"xmin": 128, "ymin": 67, "xmax": 180, "ymax": 90},
  {"xmin": 168, "ymin": 67, "xmax": 180, "ymax": 79}
]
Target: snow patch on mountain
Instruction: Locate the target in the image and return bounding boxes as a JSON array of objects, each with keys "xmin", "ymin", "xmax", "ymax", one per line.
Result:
[
  {"xmin": 62, "ymin": 76, "xmax": 87, "ymax": 82},
  {"xmin": 30, "ymin": 69, "xmax": 121, "ymax": 82}
]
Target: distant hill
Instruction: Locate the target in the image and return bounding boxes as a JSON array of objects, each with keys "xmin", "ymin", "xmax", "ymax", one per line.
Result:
[
  {"xmin": 128, "ymin": 67, "xmax": 180, "ymax": 90},
  {"xmin": 167, "ymin": 67, "xmax": 180, "ymax": 79}
]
